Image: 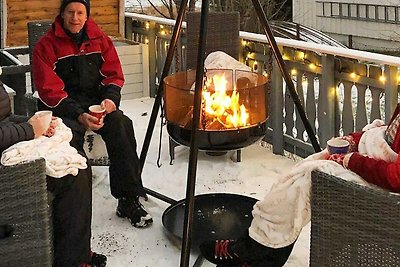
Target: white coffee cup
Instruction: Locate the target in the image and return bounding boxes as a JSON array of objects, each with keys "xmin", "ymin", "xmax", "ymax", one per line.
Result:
[{"xmin": 34, "ymin": 110, "xmax": 52, "ymax": 130}]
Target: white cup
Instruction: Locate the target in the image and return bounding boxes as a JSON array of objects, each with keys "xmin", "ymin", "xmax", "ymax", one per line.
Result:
[{"xmin": 34, "ymin": 110, "xmax": 52, "ymax": 130}]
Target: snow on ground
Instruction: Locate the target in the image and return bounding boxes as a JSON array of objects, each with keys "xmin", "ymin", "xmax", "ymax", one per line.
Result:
[{"xmin": 91, "ymin": 97, "xmax": 310, "ymax": 266}]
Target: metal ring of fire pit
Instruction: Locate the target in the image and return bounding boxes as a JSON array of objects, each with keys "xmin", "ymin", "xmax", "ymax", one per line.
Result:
[
  {"xmin": 167, "ymin": 121, "xmax": 267, "ymax": 151},
  {"xmin": 164, "ymin": 69, "xmax": 269, "ymax": 151}
]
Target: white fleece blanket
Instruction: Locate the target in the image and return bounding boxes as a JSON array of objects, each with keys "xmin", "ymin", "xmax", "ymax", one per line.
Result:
[
  {"xmin": 191, "ymin": 51, "xmax": 259, "ymax": 88},
  {"xmin": 1, "ymin": 118, "xmax": 87, "ymax": 178},
  {"xmin": 249, "ymin": 120, "xmax": 397, "ymax": 248}
]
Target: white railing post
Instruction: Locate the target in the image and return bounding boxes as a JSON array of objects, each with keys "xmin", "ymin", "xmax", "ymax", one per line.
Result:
[{"xmin": 384, "ymin": 64, "xmax": 398, "ymax": 123}]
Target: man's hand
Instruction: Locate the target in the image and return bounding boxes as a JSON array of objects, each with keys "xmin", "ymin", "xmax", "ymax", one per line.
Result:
[
  {"xmin": 101, "ymin": 99, "xmax": 116, "ymax": 114},
  {"xmin": 78, "ymin": 113, "xmax": 104, "ymax": 130}
]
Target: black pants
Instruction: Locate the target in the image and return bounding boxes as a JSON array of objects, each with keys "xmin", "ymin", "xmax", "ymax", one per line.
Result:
[
  {"xmin": 46, "ymin": 165, "xmax": 92, "ymax": 267},
  {"xmin": 63, "ymin": 110, "xmax": 146, "ymax": 199}
]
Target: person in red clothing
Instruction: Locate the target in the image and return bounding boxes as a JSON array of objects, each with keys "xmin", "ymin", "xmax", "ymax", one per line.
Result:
[
  {"xmin": 32, "ymin": 0, "xmax": 152, "ymax": 266},
  {"xmin": 200, "ymin": 105, "xmax": 400, "ymax": 267}
]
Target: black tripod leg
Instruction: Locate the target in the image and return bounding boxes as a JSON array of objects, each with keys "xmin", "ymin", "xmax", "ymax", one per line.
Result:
[
  {"xmin": 250, "ymin": 0, "xmax": 321, "ymax": 153},
  {"xmin": 180, "ymin": 0, "xmax": 210, "ymax": 266},
  {"xmin": 139, "ymin": 0, "xmax": 190, "ymax": 169}
]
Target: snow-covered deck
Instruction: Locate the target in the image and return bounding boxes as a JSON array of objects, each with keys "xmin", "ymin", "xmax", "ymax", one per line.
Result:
[{"xmin": 91, "ymin": 97, "xmax": 309, "ymax": 266}]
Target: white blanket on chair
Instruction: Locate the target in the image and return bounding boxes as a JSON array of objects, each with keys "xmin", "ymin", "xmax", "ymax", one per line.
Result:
[
  {"xmin": 1, "ymin": 118, "xmax": 87, "ymax": 178},
  {"xmin": 248, "ymin": 120, "xmax": 397, "ymax": 248}
]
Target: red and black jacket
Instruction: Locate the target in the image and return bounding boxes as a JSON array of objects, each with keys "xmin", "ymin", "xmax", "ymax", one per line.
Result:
[
  {"xmin": 33, "ymin": 16, "xmax": 124, "ymax": 119},
  {"xmin": 347, "ymin": 104, "xmax": 400, "ymax": 192}
]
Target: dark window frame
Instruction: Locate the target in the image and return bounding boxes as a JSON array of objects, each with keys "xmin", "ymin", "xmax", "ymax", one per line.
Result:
[{"xmin": 316, "ymin": 1, "xmax": 400, "ymax": 24}]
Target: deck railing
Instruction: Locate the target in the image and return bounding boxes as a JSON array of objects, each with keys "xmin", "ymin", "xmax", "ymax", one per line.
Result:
[{"xmin": 123, "ymin": 13, "xmax": 397, "ymax": 156}]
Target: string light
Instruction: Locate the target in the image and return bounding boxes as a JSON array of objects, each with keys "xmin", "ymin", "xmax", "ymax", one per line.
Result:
[
  {"xmin": 282, "ymin": 54, "xmax": 290, "ymax": 61},
  {"xmin": 144, "ymin": 38, "xmax": 149, "ymax": 44},
  {"xmin": 145, "ymin": 22, "xmax": 150, "ymax": 29},
  {"xmin": 253, "ymin": 61, "xmax": 258, "ymax": 71},
  {"xmin": 350, "ymin": 72, "xmax": 356, "ymax": 79},
  {"xmin": 291, "ymin": 69, "xmax": 298, "ymax": 76},
  {"xmin": 309, "ymin": 63, "xmax": 316, "ymax": 70},
  {"xmin": 379, "ymin": 75, "xmax": 386, "ymax": 83}
]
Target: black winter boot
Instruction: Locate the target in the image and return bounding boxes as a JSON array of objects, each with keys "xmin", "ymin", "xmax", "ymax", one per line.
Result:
[
  {"xmin": 89, "ymin": 252, "xmax": 107, "ymax": 267},
  {"xmin": 116, "ymin": 197, "xmax": 153, "ymax": 228}
]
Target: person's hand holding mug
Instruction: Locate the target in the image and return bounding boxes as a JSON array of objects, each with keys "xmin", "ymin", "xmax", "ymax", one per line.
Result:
[{"xmin": 78, "ymin": 106, "xmax": 105, "ymax": 131}]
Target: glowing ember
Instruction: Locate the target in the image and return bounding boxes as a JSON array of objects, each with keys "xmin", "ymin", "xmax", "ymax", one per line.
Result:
[{"xmin": 202, "ymin": 73, "xmax": 249, "ymax": 129}]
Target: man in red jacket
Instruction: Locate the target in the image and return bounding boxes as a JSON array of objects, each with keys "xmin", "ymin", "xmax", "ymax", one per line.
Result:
[
  {"xmin": 33, "ymin": 0, "xmax": 152, "ymax": 233},
  {"xmin": 200, "ymin": 106, "xmax": 400, "ymax": 267}
]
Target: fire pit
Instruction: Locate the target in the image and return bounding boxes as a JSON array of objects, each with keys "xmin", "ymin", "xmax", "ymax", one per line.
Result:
[{"xmin": 164, "ymin": 69, "xmax": 269, "ymax": 151}]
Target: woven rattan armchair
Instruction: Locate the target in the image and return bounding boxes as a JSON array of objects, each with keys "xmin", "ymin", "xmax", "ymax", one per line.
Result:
[
  {"xmin": 185, "ymin": 11, "xmax": 240, "ymax": 70},
  {"xmin": 26, "ymin": 21, "xmax": 52, "ymax": 116},
  {"xmin": 27, "ymin": 21, "xmax": 52, "ymax": 94},
  {"xmin": 0, "ymin": 158, "xmax": 53, "ymax": 266},
  {"xmin": 310, "ymin": 170, "xmax": 400, "ymax": 266}
]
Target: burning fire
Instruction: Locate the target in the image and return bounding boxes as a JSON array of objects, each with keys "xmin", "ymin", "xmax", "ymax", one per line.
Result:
[{"xmin": 202, "ymin": 73, "xmax": 249, "ymax": 129}]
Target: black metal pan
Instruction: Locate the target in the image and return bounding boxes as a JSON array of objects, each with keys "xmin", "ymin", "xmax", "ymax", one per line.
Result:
[{"xmin": 162, "ymin": 193, "xmax": 258, "ymax": 249}]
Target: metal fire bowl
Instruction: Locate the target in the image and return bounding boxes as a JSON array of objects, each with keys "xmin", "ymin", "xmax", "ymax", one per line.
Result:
[
  {"xmin": 162, "ymin": 193, "xmax": 258, "ymax": 249},
  {"xmin": 167, "ymin": 120, "xmax": 267, "ymax": 151}
]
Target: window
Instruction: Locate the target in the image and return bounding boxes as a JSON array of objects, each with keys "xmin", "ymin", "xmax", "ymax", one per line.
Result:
[
  {"xmin": 397, "ymin": 7, "xmax": 400, "ymax": 22},
  {"xmin": 387, "ymin": 6, "xmax": 396, "ymax": 22},
  {"xmin": 323, "ymin": 2, "xmax": 332, "ymax": 16},
  {"xmin": 332, "ymin": 3, "xmax": 340, "ymax": 16},
  {"xmin": 359, "ymin": 5, "xmax": 367, "ymax": 19},
  {"xmin": 341, "ymin": 3, "xmax": 349, "ymax": 17},
  {"xmin": 377, "ymin": 6, "xmax": 385, "ymax": 20},
  {"xmin": 368, "ymin": 5, "xmax": 376, "ymax": 20},
  {"xmin": 349, "ymin": 4, "xmax": 358, "ymax": 18}
]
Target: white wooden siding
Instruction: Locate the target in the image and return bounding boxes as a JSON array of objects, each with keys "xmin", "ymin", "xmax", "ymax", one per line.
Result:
[{"xmin": 115, "ymin": 43, "xmax": 150, "ymax": 100}]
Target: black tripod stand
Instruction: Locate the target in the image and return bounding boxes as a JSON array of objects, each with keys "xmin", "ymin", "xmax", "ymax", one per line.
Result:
[{"xmin": 138, "ymin": 0, "xmax": 322, "ymax": 266}]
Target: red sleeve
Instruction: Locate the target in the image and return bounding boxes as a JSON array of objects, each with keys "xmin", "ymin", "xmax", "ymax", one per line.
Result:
[
  {"xmin": 348, "ymin": 131, "xmax": 364, "ymax": 151},
  {"xmin": 99, "ymin": 35, "xmax": 124, "ymax": 107},
  {"xmin": 33, "ymin": 38, "xmax": 68, "ymax": 107},
  {"xmin": 33, "ymin": 37, "xmax": 85, "ymax": 119},
  {"xmin": 347, "ymin": 152, "xmax": 400, "ymax": 192}
]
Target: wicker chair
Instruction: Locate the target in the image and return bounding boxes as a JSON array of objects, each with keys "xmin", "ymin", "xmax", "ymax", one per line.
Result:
[
  {"xmin": 310, "ymin": 170, "xmax": 400, "ymax": 266},
  {"xmin": 0, "ymin": 158, "xmax": 53, "ymax": 266},
  {"xmin": 26, "ymin": 21, "xmax": 52, "ymax": 116},
  {"xmin": 185, "ymin": 12, "xmax": 240, "ymax": 70}
]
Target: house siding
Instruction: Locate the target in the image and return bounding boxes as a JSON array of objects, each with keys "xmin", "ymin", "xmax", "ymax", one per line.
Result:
[{"xmin": 293, "ymin": 0, "xmax": 400, "ymax": 51}]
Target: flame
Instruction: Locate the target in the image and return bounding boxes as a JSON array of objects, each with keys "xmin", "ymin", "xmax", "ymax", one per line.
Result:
[{"xmin": 201, "ymin": 73, "xmax": 249, "ymax": 129}]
